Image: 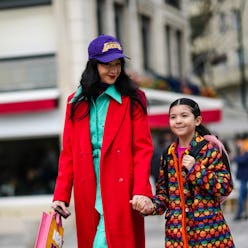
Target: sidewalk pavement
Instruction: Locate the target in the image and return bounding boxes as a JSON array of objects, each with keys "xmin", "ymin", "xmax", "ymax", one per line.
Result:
[{"xmin": 0, "ymin": 196, "xmax": 247, "ymax": 247}]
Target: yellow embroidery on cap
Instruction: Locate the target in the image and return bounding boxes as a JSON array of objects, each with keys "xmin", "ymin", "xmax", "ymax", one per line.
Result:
[{"xmin": 102, "ymin": 42, "xmax": 122, "ymax": 52}]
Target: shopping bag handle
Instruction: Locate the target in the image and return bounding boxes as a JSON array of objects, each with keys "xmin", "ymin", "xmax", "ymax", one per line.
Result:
[{"xmin": 50, "ymin": 210, "xmax": 62, "ymax": 226}]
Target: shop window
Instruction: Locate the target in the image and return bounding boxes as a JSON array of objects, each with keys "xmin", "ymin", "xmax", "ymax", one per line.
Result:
[{"xmin": 0, "ymin": 137, "xmax": 60, "ymax": 196}]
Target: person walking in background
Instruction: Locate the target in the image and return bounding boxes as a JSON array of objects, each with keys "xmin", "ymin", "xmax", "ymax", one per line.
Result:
[
  {"xmin": 233, "ymin": 133, "xmax": 248, "ymax": 220},
  {"xmin": 51, "ymin": 34, "xmax": 154, "ymax": 248},
  {"xmin": 132, "ymin": 98, "xmax": 235, "ymax": 247}
]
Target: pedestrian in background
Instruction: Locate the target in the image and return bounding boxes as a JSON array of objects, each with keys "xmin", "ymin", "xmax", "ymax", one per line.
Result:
[
  {"xmin": 132, "ymin": 98, "xmax": 235, "ymax": 247},
  {"xmin": 51, "ymin": 34, "xmax": 153, "ymax": 248},
  {"xmin": 233, "ymin": 133, "xmax": 248, "ymax": 220}
]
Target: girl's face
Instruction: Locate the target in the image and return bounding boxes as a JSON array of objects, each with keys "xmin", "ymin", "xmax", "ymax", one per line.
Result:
[
  {"xmin": 97, "ymin": 59, "xmax": 122, "ymax": 84},
  {"xmin": 169, "ymin": 104, "xmax": 202, "ymax": 139}
]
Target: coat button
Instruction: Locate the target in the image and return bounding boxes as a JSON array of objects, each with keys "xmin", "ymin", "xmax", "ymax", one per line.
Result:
[
  {"xmin": 185, "ymin": 207, "xmax": 189, "ymax": 212},
  {"xmin": 119, "ymin": 178, "xmax": 124, "ymax": 183},
  {"xmin": 116, "ymin": 149, "xmax": 121, "ymax": 154},
  {"xmin": 186, "ymin": 226, "xmax": 190, "ymax": 231}
]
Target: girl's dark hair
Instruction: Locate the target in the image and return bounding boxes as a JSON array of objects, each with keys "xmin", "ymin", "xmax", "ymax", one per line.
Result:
[
  {"xmin": 70, "ymin": 58, "xmax": 147, "ymax": 119},
  {"xmin": 169, "ymin": 98, "xmax": 211, "ymax": 136}
]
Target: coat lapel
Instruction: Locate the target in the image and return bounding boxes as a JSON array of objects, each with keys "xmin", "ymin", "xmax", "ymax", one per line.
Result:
[{"xmin": 101, "ymin": 96, "xmax": 129, "ymax": 156}]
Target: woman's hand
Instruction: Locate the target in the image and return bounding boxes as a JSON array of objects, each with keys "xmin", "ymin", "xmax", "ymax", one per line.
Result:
[
  {"xmin": 130, "ymin": 195, "xmax": 155, "ymax": 215},
  {"xmin": 51, "ymin": 200, "xmax": 71, "ymax": 217}
]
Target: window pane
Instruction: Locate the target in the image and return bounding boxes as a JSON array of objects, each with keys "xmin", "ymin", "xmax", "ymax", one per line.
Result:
[
  {"xmin": 165, "ymin": 0, "xmax": 180, "ymax": 9},
  {"xmin": 97, "ymin": 0, "xmax": 106, "ymax": 35},
  {"xmin": 114, "ymin": 3, "xmax": 124, "ymax": 42},
  {"xmin": 166, "ymin": 25, "xmax": 172, "ymax": 75},
  {"xmin": 232, "ymin": 9, "xmax": 240, "ymax": 31},
  {"xmin": 219, "ymin": 12, "xmax": 227, "ymax": 33},
  {"xmin": 0, "ymin": 54, "xmax": 57, "ymax": 92},
  {"xmin": 176, "ymin": 30, "xmax": 183, "ymax": 78},
  {"xmin": 0, "ymin": 0, "xmax": 51, "ymax": 9},
  {"xmin": 140, "ymin": 15, "xmax": 151, "ymax": 71}
]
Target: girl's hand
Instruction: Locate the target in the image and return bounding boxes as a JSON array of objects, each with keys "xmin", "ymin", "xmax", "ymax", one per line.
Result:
[
  {"xmin": 182, "ymin": 154, "xmax": 195, "ymax": 171},
  {"xmin": 129, "ymin": 195, "xmax": 155, "ymax": 215}
]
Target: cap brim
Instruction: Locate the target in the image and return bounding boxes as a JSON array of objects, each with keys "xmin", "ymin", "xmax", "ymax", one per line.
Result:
[{"xmin": 96, "ymin": 53, "xmax": 130, "ymax": 63}]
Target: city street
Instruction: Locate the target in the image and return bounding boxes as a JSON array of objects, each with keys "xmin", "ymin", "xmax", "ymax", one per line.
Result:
[
  {"xmin": 0, "ymin": 208, "xmax": 247, "ymax": 247},
  {"xmin": 62, "ymin": 213, "xmax": 248, "ymax": 248}
]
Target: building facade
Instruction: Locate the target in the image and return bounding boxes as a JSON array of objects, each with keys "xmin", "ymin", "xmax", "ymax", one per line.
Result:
[
  {"xmin": 0, "ymin": 0, "xmax": 190, "ymax": 196},
  {"xmin": 189, "ymin": 0, "xmax": 248, "ymax": 137}
]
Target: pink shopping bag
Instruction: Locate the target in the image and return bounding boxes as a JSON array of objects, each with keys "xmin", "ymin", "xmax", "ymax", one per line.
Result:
[{"xmin": 34, "ymin": 211, "xmax": 64, "ymax": 248}]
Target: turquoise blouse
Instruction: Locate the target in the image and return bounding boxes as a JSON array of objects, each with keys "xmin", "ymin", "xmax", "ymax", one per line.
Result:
[{"xmin": 89, "ymin": 85, "xmax": 121, "ymax": 214}]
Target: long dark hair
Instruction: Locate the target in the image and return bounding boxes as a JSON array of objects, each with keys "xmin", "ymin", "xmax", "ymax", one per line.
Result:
[
  {"xmin": 169, "ymin": 98, "xmax": 211, "ymax": 136},
  {"xmin": 70, "ymin": 58, "xmax": 147, "ymax": 119}
]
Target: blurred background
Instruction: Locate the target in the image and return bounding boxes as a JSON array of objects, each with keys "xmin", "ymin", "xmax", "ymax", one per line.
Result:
[{"xmin": 0, "ymin": 0, "xmax": 248, "ymax": 247}]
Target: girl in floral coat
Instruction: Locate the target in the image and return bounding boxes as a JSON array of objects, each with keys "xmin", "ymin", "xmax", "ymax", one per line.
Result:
[{"xmin": 133, "ymin": 98, "xmax": 235, "ymax": 248}]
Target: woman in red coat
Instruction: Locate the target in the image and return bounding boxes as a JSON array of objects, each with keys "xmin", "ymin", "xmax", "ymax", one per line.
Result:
[{"xmin": 51, "ymin": 34, "xmax": 153, "ymax": 248}]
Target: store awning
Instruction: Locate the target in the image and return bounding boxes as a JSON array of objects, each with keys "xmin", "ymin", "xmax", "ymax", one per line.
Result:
[
  {"xmin": 0, "ymin": 89, "xmax": 61, "ymax": 139},
  {"xmin": 0, "ymin": 89, "xmax": 59, "ymax": 115},
  {"xmin": 143, "ymin": 88, "xmax": 223, "ymax": 128}
]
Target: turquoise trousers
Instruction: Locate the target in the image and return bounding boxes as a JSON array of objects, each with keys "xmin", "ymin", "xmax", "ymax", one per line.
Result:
[{"xmin": 93, "ymin": 215, "xmax": 108, "ymax": 248}]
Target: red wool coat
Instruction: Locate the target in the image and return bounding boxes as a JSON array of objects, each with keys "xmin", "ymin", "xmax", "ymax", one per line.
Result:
[{"xmin": 53, "ymin": 91, "xmax": 153, "ymax": 248}]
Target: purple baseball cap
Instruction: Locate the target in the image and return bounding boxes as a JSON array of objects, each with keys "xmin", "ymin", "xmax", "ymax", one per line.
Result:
[{"xmin": 88, "ymin": 34, "xmax": 129, "ymax": 63}]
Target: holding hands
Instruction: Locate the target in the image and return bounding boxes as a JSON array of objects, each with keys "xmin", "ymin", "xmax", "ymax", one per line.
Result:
[{"xmin": 130, "ymin": 195, "xmax": 155, "ymax": 215}]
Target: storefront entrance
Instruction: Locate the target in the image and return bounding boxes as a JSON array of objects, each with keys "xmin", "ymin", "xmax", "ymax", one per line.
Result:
[{"xmin": 0, "ymin": 137, "xmax": 60, "ymax": 196}]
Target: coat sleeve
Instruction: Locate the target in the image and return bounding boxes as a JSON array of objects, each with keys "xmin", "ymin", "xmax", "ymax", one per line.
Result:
[
  {"xmin": 53, "ymin": 97, "xmax": 74, "ymax": 206},
  {"xmin": 131, "ymin": 90, "xmax": 153, "ymax": 198}
]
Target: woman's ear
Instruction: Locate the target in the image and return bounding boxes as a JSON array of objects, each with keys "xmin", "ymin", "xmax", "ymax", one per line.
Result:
[{"xmin": 195, "ymin": 116, "xmax": 202, "ymax": 126}]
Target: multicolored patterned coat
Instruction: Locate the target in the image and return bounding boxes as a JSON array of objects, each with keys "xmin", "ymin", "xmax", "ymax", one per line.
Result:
[{"xmin": 152, "ymin": 133, "xmax": 235, "ymax": 248}]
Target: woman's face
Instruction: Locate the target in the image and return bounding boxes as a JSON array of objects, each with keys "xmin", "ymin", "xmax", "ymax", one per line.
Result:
[
  {"xmin": 169, "ymin": 104, "xmax": 202, "ymax": 139},
  {"xmin": 97, "ymin": 59, "xmax": 122, "ymax": 84}
]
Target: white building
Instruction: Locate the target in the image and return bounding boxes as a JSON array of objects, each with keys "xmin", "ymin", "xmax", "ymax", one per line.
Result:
[
  {"xmin": 189, "ymin": 0, "xmax": 248, "ymax": 137},
  {"xmin": 0, "ymin": 0, "xmax": 192, "ymax": 196}
]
